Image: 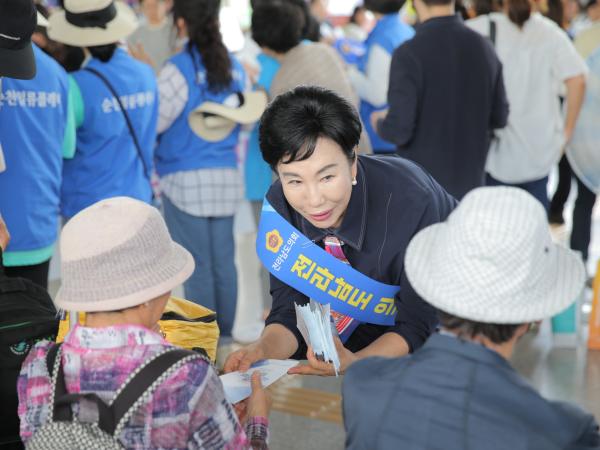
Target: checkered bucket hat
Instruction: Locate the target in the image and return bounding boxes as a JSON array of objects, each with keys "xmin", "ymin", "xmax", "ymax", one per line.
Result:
[{"xmin": 405, "ymin": 187, "xmax": 586, "ymax": 324}]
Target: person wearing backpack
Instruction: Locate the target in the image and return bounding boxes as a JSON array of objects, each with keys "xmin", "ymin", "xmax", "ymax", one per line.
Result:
[
  {"xmin": 0, "ymin": 215, "xmax": 59, "ymax": 450},
  {"xmin": 47, "ymin": 0, "xmax": 158, "ymax": 220},
  {"xmin": 17, "ymin": 197, "xmax": 271, "ymax": 449}
]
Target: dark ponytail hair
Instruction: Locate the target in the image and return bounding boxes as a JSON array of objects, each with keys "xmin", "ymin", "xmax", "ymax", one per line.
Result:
[
  {"xmin": 173, "ymin": 0, "xmax": 232, "ymax": 92},
  {"xmin": 506, "ymin": 0, "xmax": 531, "ymax": 27}
]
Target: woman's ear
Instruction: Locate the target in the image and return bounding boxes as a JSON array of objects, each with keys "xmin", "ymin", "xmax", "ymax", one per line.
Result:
[{"xmin": 351, "ymin": 150, "xmax": 358, "ymax": 181}]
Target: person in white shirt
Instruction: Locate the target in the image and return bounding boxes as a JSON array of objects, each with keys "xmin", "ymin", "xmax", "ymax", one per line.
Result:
[{"xmin": 467, "ymin": 0, "xmax": 587, "ymax": 209}]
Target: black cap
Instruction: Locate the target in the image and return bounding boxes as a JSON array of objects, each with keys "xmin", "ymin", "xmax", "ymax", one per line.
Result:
[{"xmin": 0, "ymin": 0, "xmax": 37, "ymax": 80}]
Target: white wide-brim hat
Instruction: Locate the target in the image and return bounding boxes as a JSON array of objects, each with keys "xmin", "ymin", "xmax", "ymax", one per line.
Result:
[
  {"xmin": 55, "ymin": 197, "xmax": 195, "ymax": 312},
  {"xmin": 188, "ymin": 91, "xmax": 268, "ymax": 142},
  {"xmin": 405, "ymin": 187, "xmax": 586, "ymax": 324},
  {"xmin": 48, "ymin": 0, "xmax": 137, "ymax": 47}
]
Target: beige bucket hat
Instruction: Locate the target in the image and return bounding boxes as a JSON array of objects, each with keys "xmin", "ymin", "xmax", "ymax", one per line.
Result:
[
  {"xmin": 48, "ymin": 0, "xmax": 137, "ymax": 47},
  {"xmin": 55, "ymin": 197, "xmax": 194, "ymax": 312},
  {"xmin": 405, "ymin": 187, "xmax": 586, "ymax": 324},
  {"xmin": 188, "ymin": 91, "xmax": 268, "ymax": 142}
]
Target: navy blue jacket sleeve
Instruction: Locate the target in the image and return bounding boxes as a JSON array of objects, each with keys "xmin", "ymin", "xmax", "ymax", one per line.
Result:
[
  {"xmin": 264, "ymin": 273, "xmax": 309, "ymax": 360},
  {"xmin": 387, "ymin": 182, "xmax": 457, "ymax": 352},
  {"xmin": 378, "ymin": 45, "xmax": 422, "ymax": 147}
]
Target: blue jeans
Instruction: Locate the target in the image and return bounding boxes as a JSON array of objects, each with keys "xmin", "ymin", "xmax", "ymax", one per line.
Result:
[
  {"xmin": 162, "ymin": 195, "xmax": 237, "ymax": 337},
  {"xmin": 486, "ymin": 173, "xmax": 549, "ymax": 211}
]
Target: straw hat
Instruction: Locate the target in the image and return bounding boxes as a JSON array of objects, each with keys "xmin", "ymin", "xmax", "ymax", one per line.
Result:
[
  {"xmin": 405, "ymin": 187, "xmax": 586, "ymax": 324},
  {"xmin": 48, "ymin": 0, "xmax": 137, "ymax": 47},
  {"xmin": 55, "ymin": 197, "xmax": 194, "ymax": 312},
  {"xmin": 188, "ymin": 91, "xmax": 268, "ymax": 142}
]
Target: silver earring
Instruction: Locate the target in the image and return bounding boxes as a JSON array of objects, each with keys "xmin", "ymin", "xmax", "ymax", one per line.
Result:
[{"xmin": 352, "ymin": 179, "xmax": 357, "ymax": 186}]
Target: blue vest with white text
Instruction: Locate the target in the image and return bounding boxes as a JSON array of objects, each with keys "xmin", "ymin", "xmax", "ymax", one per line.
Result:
[
  {"xmin": 62, "ymin": 48, "xmax": 157, "ymax": 218},
  {"xmin": 359, "ymin": 14, "xmax": 414, "ymax": 153},
  {"xmin": 0, "ymin": 44, "xmax": 69, "ymax": 253},
  {"xmin": 155, "ymin": 46, "xmax": 246, "ymax": 177}
]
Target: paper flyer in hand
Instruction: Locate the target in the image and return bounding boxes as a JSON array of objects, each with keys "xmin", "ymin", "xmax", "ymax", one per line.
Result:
[
  {"xmin": 295, "ymin": 300, "xmax": 341, "ymax": 375},
  {"xmin": 220, "ymin": 359, "xmax": 298, "ymax": 404}
]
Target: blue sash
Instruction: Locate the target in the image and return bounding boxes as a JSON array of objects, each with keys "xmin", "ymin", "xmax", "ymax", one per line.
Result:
[{"xmin": 256, "ymin": 200, "xmax": 400, "ymax": 326}]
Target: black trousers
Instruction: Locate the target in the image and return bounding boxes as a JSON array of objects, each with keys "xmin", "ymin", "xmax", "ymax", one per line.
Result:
[
  {"xmin": 4, "ymin": 259, "xmax": 50, "ymax": 290},
  {"xmin": 549, "ymin": 155, "xmax": 596, "ymax": 261}
]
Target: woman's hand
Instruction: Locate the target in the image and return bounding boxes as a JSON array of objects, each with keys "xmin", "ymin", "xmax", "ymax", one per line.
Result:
[
  {"xmin": 224, "ymin": 343, "xmax": 265, "ymax": 373},
  {"xmin": 287, "ymin": 337, "xmax": 358, "ymax": 377},
  {"xmin": 247, "ymin": 371, "xmax": 272, "ymax": 419}
]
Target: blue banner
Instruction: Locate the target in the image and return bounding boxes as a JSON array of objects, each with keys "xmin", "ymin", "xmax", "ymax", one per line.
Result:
[{"xmin": 256, "ymin": 200, "xmax": 400, "ymax": 326}]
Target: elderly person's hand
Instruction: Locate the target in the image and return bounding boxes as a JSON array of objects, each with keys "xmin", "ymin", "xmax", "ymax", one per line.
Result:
[
  {"xmin": 0, "ymin": 215, "xmax": 10, "ymax": 251},
  {"xmin": 234, "ymin": 372, "xmax": 272, "ymax": 425},
  {"xmin": 287, "ymin": 337, "xmax": 357, "ymax": 377},
  {"xmin": 247, "ymin": 371, "xmax": 272, "ymax": 418}
]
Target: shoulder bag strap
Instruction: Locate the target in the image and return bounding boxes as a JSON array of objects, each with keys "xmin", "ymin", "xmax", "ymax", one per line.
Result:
[
  {"xmin": 45, "ymin": 342, "xmax": 61, "ymax": 379},
  {"xmin": 489, "ymin": 16, "xmax": 497, "ymax": 47},
  {"xmin": 47, "ymin": 343, "xmax": 115, "ymax": 432},
  {"xmin": 107, "ymin": 348, "xmax": 206, "ymax": 436},
  {"xmin": 83, "ymin": 67, "xmax": 151, "ymax": 182}
]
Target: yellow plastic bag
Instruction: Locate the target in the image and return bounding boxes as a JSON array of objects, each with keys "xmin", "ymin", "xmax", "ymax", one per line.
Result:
[{"xmin": 56, "ymin": 297, "xmax": 220, "ymax": 362}]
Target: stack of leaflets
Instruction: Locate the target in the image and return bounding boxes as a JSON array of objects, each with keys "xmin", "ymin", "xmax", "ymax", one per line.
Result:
[{"xmin": 295, "ymin": 300, "xmax": 341, "ymax": 376}]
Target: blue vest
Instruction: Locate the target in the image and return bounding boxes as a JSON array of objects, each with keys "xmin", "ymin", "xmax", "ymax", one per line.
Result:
[
  {"xmin": 155, "ymin": 47, "xmax": 246, "ymax": 177},
  {"xmin": 359, "ymin": 14, "xmax": 414, "ymax": 153},
  {"xmin": 245, "ymin": 53, "xmax": 280, "ymax": 201},
  {"xmin": 62, "ymin": 48, "xmax": 157, "ymax": 218},
  {"xmin": 0, "ymin": 45, "xmax": 69, "ymax": 253}
]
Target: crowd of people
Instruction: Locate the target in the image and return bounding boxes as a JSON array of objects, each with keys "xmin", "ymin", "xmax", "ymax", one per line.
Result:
[{"xmin": 1, "ymin": 0, "xmax": 600, "ymax": 448}]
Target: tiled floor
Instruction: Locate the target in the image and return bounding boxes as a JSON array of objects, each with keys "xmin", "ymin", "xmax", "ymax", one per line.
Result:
[{"xmin": 48, "ymin": 180, "xmax": 600, "ymax": 449}]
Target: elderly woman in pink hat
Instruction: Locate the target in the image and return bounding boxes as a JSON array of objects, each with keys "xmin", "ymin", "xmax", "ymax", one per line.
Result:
[{"xmin": 16, "ymin": 197, "xmax": 270, "ymax": 449}]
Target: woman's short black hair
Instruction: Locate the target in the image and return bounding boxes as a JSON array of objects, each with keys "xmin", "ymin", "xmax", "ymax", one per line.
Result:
[
  {"xmin": 251, "ymin": 2, "xmax": 304, "ymax": 53},
  {"xmin": 438, "ymin": 311, "xmax": 524, "ymax": 345},
  {"xmin": 259, "ymin": 86, "xmax": 362, "ymax": 170},
  {"xmin": 363, "ymin": 0, "xmax": 406, "ymax": 14}
]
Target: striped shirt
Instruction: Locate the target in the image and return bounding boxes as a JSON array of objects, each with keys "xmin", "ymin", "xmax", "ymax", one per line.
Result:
[{"xmin": 17, "ymin": 325, "xmax": 268, "ymax": 449}]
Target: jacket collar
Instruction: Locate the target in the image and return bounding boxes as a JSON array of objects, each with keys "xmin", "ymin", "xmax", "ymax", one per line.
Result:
[
  {"xmin": 422, "ymin": 333, "xmax": 515, "ymax": 370},
  {"xmin": 292, "ymin": 159, "xmax": 368, "ymax": 251},
  {"xmin": 419, "ymin": 13, "xmax": 463, "ymax": 30}
]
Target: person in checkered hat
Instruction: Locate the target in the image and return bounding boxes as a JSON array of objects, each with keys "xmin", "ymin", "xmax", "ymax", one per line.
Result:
[{"xmin": 343, "ymin": 186, "xmax": 599, "ymax": 450}]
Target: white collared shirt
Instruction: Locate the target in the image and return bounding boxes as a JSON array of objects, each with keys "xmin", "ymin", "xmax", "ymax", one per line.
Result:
[{"xmin": 468, "ymin": 13, "xmax": 587, "ymax": 183}]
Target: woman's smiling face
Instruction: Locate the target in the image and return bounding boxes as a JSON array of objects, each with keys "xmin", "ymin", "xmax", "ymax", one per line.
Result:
[{"xmin": 277, "ymin": 137, "xmax": 357, "ymax": 229}]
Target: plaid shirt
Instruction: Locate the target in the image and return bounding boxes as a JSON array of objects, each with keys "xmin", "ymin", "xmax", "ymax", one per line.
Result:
[
  {"xmin": 17, "ymin": 325, "xmax": 268, "ymax": 449},
  {"xmin": 160, "ymin": 168, "xmax": 244, "ymax": 217}
]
